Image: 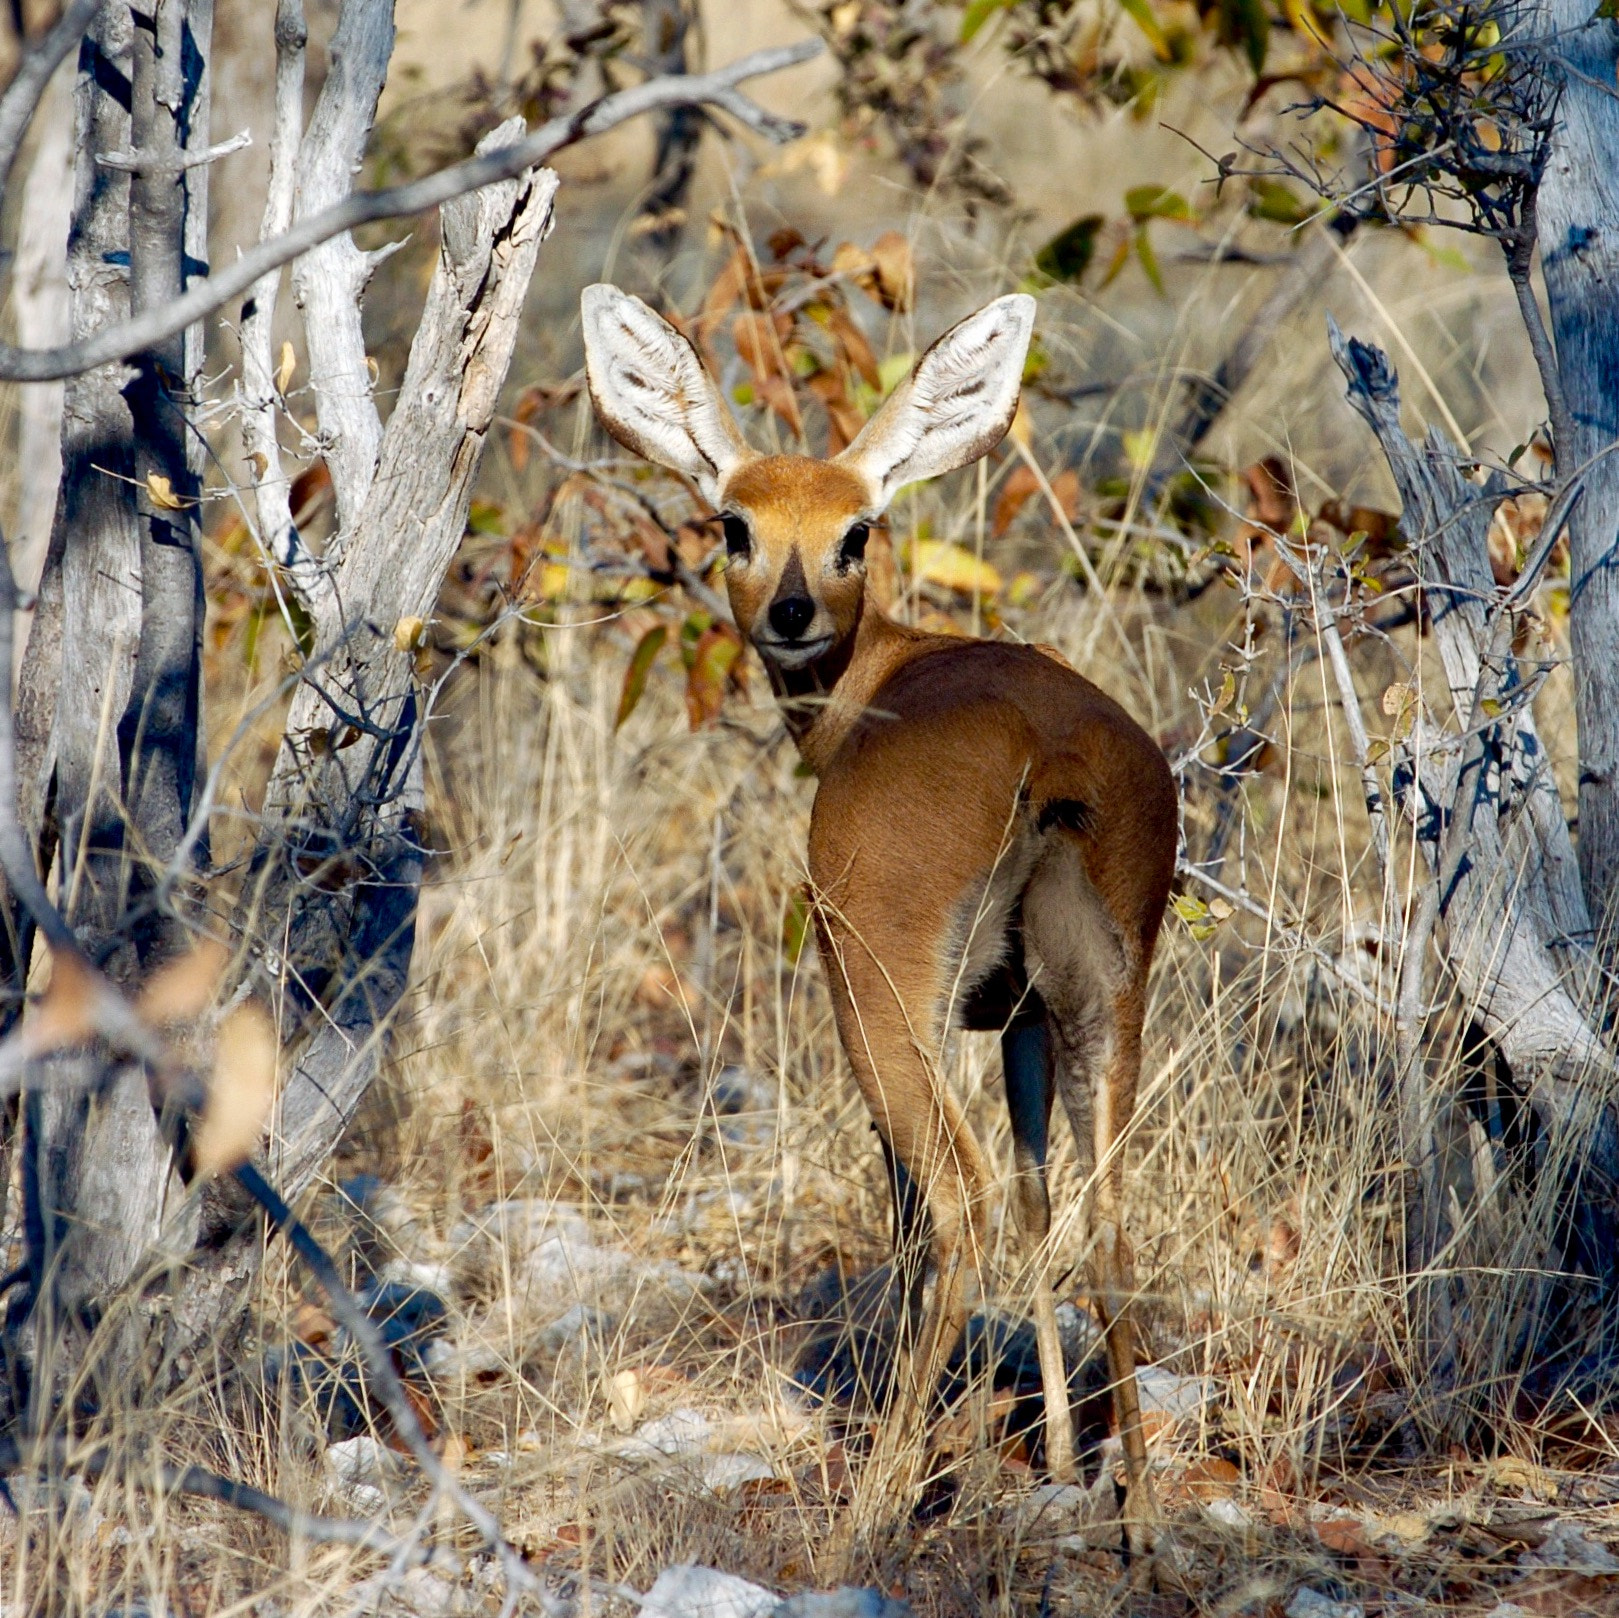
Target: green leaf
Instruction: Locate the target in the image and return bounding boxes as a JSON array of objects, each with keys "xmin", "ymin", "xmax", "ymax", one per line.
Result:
[
  {"xmin": 1135, "ymin": 224, "xmax": 1165, "ymax": 294},
  {"xmin": 1117, "ymin": 0, "xmax": 1172, "ymax": 56},
  {"xmin": 781, "ymin": 889, "xmax": 812, "ymax": 965},
  {"xmin": 1033, "ymin": 214, "xmax": 1106, "ymax": 284},
  {"xmin": 1124, "ymin": 184, "xmax": 1194, "ymax": 222},
  {"xmin": 1220, "ymin": 0, "xmax": 1271, "ymax": 72},
  {"xmin": 1247, "ymin": 177, "xmax": 1309, "ymax": 224},
  {"xmin": 466, "ymin": 499, "xmax": 506, "ymax": 536},
  {"xmin": 616, "ymin": 624, "xmax": 667, "ymax": 730},
  {"xmin": 961, "ymin": 0, "xmax": 1013, "ymax": 40}
]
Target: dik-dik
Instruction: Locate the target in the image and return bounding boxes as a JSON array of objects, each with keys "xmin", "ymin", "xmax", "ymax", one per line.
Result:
[{"xmin": 582, "ymin": 285, "xmax": 1176, "ymax": 1549}]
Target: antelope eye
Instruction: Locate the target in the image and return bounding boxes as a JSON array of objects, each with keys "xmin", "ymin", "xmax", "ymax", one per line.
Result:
[
  {"xmin": 720, "ymin": 514, "xmax": 752, "ymax": 558},
  {"xmin": 839, "ymin": 522, "xmax": 871, "ymax": 568}
]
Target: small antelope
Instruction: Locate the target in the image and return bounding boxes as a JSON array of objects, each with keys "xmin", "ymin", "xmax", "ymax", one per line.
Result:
[{"xmin": 582, "ymin": 285, "xmax": 1176, "ymax": 1547}]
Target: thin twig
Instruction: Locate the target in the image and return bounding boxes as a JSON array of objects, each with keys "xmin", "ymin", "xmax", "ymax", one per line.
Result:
[{"xmin": 0, "ymin": 0, "xmax": 101, "ymax": 210}]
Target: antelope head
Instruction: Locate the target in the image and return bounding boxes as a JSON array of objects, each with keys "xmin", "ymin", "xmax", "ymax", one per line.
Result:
[{"xmin": 580, "ymin": 284, "xmax": 1034, "ymax": 672}]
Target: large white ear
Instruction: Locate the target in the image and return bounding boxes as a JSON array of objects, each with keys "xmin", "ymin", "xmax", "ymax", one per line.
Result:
[
  {"xmin": 837, "ymin": 293, "xmax": 1035, "ymax": 509},
  {"xmin": 581, "ymin": 284, "xmax": 752, "ymax": 503}
]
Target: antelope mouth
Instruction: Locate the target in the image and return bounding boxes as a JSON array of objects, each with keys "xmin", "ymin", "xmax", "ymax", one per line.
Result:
[{"xmin": 754, "ymin": 633, "xmax": 834, "ymax": 670}]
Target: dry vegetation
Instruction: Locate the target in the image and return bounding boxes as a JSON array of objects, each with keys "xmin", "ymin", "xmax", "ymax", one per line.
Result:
[{"xmin": 3, "ymin": 2, "xmax": 1616, "ymax": 1614}]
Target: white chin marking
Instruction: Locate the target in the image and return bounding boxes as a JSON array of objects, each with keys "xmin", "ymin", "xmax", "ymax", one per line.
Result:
[{"xmin": 759, "ymin": 637, "xmax": 832, "ymax": 670}]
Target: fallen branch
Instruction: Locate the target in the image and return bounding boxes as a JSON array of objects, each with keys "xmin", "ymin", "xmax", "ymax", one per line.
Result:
[
  {"xmin": 0, "ymin": 38, "xmax": 823, "ymax": 383},
  {"xmin": 0, "ymin": 1436, "xmax": 408, "ymax": 1552}
]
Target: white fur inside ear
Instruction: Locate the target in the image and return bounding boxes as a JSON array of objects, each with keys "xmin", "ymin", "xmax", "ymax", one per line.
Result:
[
  {"xmin": 581, "ymin": 284, "xmax": 749, "ymax": 501},
  {"xmin": 838, "ymin": 293, "xmax": 1035, "ymax": 507}
]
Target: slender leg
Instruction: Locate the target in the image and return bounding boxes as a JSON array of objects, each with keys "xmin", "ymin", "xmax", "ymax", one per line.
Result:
[
  {"xmin": 878, "ymin": 1130, "xmax": 929, "ymax": 1331},
  {"xmin": 1002, "ymin": 1001, "xmax": 1077, "ymax": 1483},
  {"xmin": 816, "ymin": 929, "xmax": 991, "ymax": 1534},
  {"xmin": 1091, "ymin": 992, "xmax": 1156, "ymax": 1568}
]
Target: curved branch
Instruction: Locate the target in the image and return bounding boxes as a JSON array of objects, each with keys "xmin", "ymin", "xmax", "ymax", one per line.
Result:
[
  {"xmin": 0, "ymin": 0, "xmax": 102, "ymax": 209},
  {"xmin": 0, "ymin": 37, "xmax": 822, "ymax": 384}
]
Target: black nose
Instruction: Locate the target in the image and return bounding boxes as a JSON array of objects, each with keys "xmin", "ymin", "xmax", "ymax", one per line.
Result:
[{"xmin": 769, "ymin": 594, "xmax": 816, "ymax": 640}]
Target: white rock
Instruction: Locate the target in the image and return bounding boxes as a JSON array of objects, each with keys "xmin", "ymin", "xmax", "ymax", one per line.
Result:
[
  {"xmin": 325, "ymin": 1435, "xmax": 392, "ymax": 1488},
  {"xmin": 342, "ymin": 1482, "xmax": 387, "ymax": 1516},
  {"xmin": 701, "ymin": 1453, "xmax": 779, "ymax": 1494},
  {"xmin": 638, "ymin": 1565, "xmax": 779, "ymax": 1618},
  {"xmin": 538, "ymin": 1302, "xmax": 609, "ymax": 1352},
  {"xmin": 1285, "ymin": 1590, "xmax": 1363, "ymax": 1618},
  {"xmin": 1204, "ymin": 1496, "xmax": 1252, "ymax": 1529},
  {"xmin": 1137, "ymin": 1367, "xmax": 1212, "ymax": 1422},
  {"xmin": 1520, "ymin": 1519, "xmax": 1619, "ymax": 1573},
  {"xmin": 624, "ymin": 1407, "xmax": 713, "ymax": 1458}
]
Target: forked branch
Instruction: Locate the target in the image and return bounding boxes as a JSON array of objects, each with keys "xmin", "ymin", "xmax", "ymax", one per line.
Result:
[{"xmin": 0, "ymin": 38, "xmax": 822, "ymax": 383}]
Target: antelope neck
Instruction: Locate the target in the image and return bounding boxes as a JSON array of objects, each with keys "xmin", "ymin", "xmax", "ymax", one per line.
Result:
[{"xmin": 768, "ymin": 589, "xmax": 934, "ymax": 775}]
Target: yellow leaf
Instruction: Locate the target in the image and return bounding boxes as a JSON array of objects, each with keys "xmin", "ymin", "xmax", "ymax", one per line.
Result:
[
  {"xmin": 1008, "ymin": 401, "xmax": 1034, "ymax": 451},
  {"xmin": 145, "ymin": 473, "xmax": 185, "ymax": 511},
  {"xmin": 193, "ymin": 1002, "xmax": 278, "ymax": 1179},
  {"xmin": 604, "ymin": 1368, "xmax": 644, "ymax": 1433},
  {"xmin": 909, "ymin": 539, "xmax": 1002, "ymax": 598},
  {"xmin": 1210, "ymin": 668, "xmax": 1236, "ymax": 717},
  {"xmin": 538, "ymin": 562, "xmax": 571, "ymax": 602},
  {"xmin": 247, "ymin": 451, "xmax": 270, "ymax": 482},
  {"xmin": 274, "ymin": 340, "xmax": 296, "ymax": 395},
  {"xmin": 1123, "ymin": 428, "xmax": 1159, "ymax": 472},
  {"xmin": 393, "ymin": 615, "xmax": 427, "ymax": 653}
]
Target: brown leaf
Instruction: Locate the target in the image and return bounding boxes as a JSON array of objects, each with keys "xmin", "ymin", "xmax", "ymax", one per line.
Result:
[
  {"xmin": 292, "ymin": 1300, "xmax": 335, "ymax": 1346},
  {"xmin": 274, "ymin": 340, "xmax": 297, "ymax": 395},
  {"xmin": 136, "ymin": 939, "xmax": 230, "ymax": 1025},
  {"xmin": 1243, "ymin": 456, "xmax": 1295, "ymax": 532},
  {"xmin": 193, "ymin": 1003, "xmax": 278, "ymax": 1179},
  {"xmin": 992, "ymin": 465, "xmax": 1041, "ymax": 537},
  {"xmin": 825, "ymin": 304, "xmax": 880, "ymax": 389},
  {"xmin": 1182, "ymin": 1456, "xmax": 1241, "ymax": 1500},
  {"xmin": 685, "ymin": 623, "xmax": 744, "ymax": 728},
  {"xmin": 870, "ymin": 230, "xmax": 915, "ymax": 311},
  {"xmin": 393, "ymin": 616, "xmax": 427, "ymax": 653},
  {"xmin": 1315, "ymin": 1515, "xmax": 1375, "ymax": 1557},
  {"xmin": 289, "ymin": 460, "xmax": 333, "ymax": 525},
  {"xmin": 31, "ymin": 950, "xmax": 99, "ymax": 1051},
  {"xmin": 806, "ymin": 370, "xmax": 865, "ymax": 455}
]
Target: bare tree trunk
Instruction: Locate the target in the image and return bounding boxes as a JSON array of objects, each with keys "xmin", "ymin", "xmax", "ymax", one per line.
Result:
[
  {"xmin": 1331, "ymin": 324, "xmax": 1619, "ymax": 1311},
  {"xmin": 290, "ymin": 0, "xmax": 394, "ymax": 540},
  {"xmin": 9, "ymin": 61, "xmax": 71, "ymax": 607},
  {"xmin": 253, "ymin": 131, "xmax": 558, "ymax": 1203},
  {"xmin": 1536, "ymin": 0, "xmax": 1619, "ymax": 948},
  {"xmin": 11, "ymin": 0, "xmax": 217, "ymax": 1416}
]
